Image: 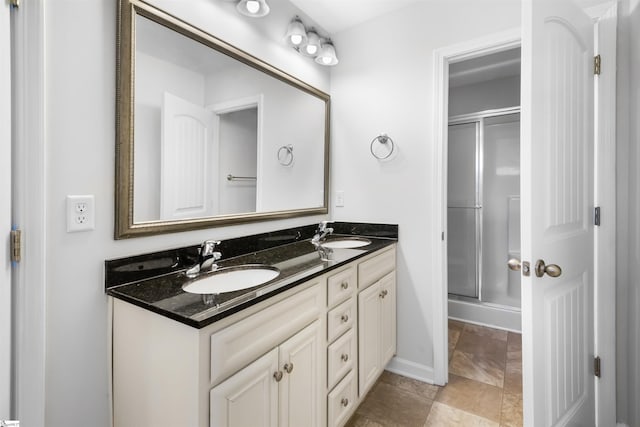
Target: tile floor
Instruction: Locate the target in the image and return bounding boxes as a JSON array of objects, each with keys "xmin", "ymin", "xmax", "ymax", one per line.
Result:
[{"xmin": 346, "ymin": 320, "xmax": 523, "ymax": 426}]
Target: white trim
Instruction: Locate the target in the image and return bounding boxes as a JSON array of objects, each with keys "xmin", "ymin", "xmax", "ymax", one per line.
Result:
[
  {"xmin": 594, "ymin": 3, "xmax": 618, "ymax": 426},
  {"xmin": 431, "ymin": 28, "xmax": 521, "ymax": 387},
  {"xmin": 11, "ymin": 0, "xmax": 47, "ymax": 424},
  {"xmin": 385, "ymin": 357, "xmax": 435, "ymax": 384}
]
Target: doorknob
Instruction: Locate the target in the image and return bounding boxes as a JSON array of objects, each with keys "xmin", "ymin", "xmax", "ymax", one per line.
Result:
[
  {"xmin": 507, "ymin": 258, "xmax": 531, "ymax": 276},
  {"xmin": 534, "ymin": 259, "xmax": 562, "ymax": 278}
]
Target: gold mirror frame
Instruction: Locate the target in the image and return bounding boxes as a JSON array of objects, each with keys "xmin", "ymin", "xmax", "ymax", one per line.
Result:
[{"xmin": 115, "ymin": 0, "xmax": 330, "ymax": 239}]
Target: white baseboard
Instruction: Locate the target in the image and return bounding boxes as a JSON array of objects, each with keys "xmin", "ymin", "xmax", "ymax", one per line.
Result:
[
  {"xmin": 385, "ymin": 356, "xmax": 435, "ymax": 384},
  {"xmin": 616, "ymin": 423, "xmax": 629, "ymax": 427}
]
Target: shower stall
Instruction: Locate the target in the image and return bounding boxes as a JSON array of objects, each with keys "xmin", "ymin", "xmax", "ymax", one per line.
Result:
[{"xmin": 447, "ymin": 108, "xmax": 521, "ymax": 331}]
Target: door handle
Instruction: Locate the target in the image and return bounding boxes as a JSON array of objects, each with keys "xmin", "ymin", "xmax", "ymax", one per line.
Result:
[
  {"xmin": 507, "ymin": 258, "xmax": 530, "ymax": 276},
  {"xmin": 534, "ymin": 259, "xmax": 562, "ymax": 278}
]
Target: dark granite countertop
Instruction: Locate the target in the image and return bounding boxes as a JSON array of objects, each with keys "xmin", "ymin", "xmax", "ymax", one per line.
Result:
[{"xmin": 106, "ymin": 223, "xmax": 397, "ymax": 328}]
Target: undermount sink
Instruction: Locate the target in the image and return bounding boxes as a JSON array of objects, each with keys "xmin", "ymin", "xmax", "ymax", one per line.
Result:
[
  {"xmin": 182, "ymin": 265, "xmax": 280, "ymax": 294},
  {"xmin": 320, "ymin": 237, "xmax": 372, "ymax": 249}
]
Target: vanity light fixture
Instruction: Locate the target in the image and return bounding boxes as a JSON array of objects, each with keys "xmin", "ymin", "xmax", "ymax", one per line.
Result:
[
  {"xmin": 285, "ymin": 16, "xmax": 307, "ymax": 47},
  {"xmin": 236, "ymin": 0, "xmax": 270, "ymax": 17},
  {"xmin": 315, "ymin": 39, "xmax": 339, "ymax": 66},
  {"xmin": 285, "ymin": 16, "xmax": 339, "ymax": 66}
]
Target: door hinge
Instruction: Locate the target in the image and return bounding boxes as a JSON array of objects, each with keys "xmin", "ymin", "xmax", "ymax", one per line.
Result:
[
  {"xmin": 594, "ymin": 356, "xmax": 601, "ymax": 378},
  {"xmin": 10, "ymin": 229, "xmax": 22, "ymax": 264},
  {"xmin": 441, "ymin": 231, "xmax": 445, "ymax": 241},
  {"xmin": 594, "ymin": 54, "xmax": 601, "ymax": 75},
  {"xmin": 9, "ymin": 0, "xmax": 19, "ymax": 8},
  {"xmin": 594, "ymin": 207, "xmax": 601, "ymax": 226}
]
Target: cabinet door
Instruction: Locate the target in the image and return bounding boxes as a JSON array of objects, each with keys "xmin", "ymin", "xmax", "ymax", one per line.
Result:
[
  {"xmin": 379, "ymin": 272, "xmax": 396, "ymax": 366},
  {"xmin": 278, "ymin": 320, "xmax": 323, "ymax": 427},
  {"xmin": 210, "ymin": 348, "xmax": 279, "ymax": 427},
  {"xmin": 358, "ymin": 282, "xmax": 381, "ymax": 396}
]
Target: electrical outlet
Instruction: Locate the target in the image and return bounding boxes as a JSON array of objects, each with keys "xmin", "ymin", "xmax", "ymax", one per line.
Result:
[{"xmin": 67, "ymin": 195, "xmax": 95, "ymax": 232}]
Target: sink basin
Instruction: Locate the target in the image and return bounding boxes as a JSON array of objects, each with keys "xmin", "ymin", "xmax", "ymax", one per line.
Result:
[
  {"xmin": 320, "ymin": 237, "xmax": 372, "ymax": 249},
  {"xmin": 182, "ymin": 265, "xmax": 280, "ymax": 294}
]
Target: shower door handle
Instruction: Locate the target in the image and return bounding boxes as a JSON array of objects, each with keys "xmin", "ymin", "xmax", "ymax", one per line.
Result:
[{"xmin": 507, "ymin": 258, "xmax": 531, "ymax": 276}]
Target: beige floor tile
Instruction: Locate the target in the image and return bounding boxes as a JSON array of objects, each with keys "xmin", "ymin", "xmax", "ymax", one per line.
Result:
[
  {"xmin": 424, "ymin": 402, "xmax": 499, "ymax": 427},
  {"xmin": 450, "ymin": 350, "xmax": 505, "ymax": 388},
  {"xmin": 500, "ymin": 393, "xmax": 523, "ymax": 426},
  {"xmin": 435, "ymin": 374, "xmax": 503, "ymax": 422},
  {"xmin": 356, "ymin": 381, "xmax": 433, "ymax": 426},
  {"xmin": 456, "ymin": 332, "xmax": 508, "ymax": 363},
  {"xmin": 449, "ymin": 328, "xmax": 461, "ymax": 361},
  {"xmin": 380, "ymin": 371, "xmax": 440, "ymax": 400},
  {"xmin": 463, "ymin": 324, "xmax": 508, "ymax": 342},
  {"xmin": 449, "ymin": 319, "xmax": 466, "ymax": 332},
  {"xmin": 345, "ymin": 413, "xmax": 386, "ymax": 427},
  {"xmin": 507, "ymin": 350, "xmax": 522, "ymax": 362},
  {"xmin": 507, "ymin": 332, "xmax": 522, "ymax": 352}
]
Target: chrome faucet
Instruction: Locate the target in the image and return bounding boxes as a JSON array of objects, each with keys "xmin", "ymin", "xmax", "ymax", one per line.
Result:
[
  {"xmin": 186, "ymin": 240, "xmax": 222, "ymax": 278},
  {"xmin": 311, "ymin": 221, "xmax": 334, "ymax": 245}
]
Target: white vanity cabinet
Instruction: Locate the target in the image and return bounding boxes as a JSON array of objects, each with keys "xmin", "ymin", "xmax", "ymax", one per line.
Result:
[
  {"xmin": 210, "ymin": 320, "xmax": 322, "ymax": 427},
  {"xmin": 110, "ymin": 243, "xmax": 397, "ymax": 427},
  {"xmin": 357, "ymin": 250, "xmax": 397, "ymax": 397}
]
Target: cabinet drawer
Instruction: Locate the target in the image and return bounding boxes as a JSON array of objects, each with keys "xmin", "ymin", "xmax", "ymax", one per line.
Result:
[
  {"xmin": 327, "ymin": 267, "xmax": 355, "ymax": 307},
  {"xmin": 327, "ymin": 329, "xmax": 356, "ymax": 390},
  {"xmin": 327, "ymin": 298, "xmax": 355, "ymax": 343},
  {"xmin": 327, "ymin": 370, "xmax": 357, "ymax": 427},
  {"xmin": 358, "ymin": 249, "xmax": 395, "ymax": 290},
  {"xmin": 210, "ymin": 284, "xmax": 322, "ymax": 385}
]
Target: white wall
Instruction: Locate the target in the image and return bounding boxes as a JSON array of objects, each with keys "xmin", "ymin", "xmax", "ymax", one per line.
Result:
[
  {"xmin": 330, "ymin": 1, "xmax": 520, "ymax": 379},
  {"xmin": 449, "ymin": 75, "xmax": 521, "ymax": 116},
  {"xmin": 616, "ymin": 1, "xmax": 640, "ymax": 424},
  {"xmin": 43, "ymin": 1, "xmax": 329, "ymax": 426}
]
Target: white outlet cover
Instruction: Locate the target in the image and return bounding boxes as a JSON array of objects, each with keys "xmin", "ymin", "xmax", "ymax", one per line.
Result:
[{"xmin": 66, "ymin": 195, "xmax": 95, "ymax": 232}]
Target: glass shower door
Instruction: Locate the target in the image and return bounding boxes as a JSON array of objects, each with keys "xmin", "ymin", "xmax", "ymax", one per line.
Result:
[{"xmin": 447, "ymin": 122, "xmax": 480, "ymax": 298}]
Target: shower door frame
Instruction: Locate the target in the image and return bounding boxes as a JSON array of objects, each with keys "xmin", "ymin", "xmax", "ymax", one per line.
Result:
[{"xmin": 447, "ymin": 106, "xmax": 521, "ymax": 305}]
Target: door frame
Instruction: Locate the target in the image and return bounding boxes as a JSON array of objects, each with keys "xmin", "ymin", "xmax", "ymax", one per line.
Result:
[{"xmin": 431, "ymin": 28, "xmax": 521, "ymax": 386}]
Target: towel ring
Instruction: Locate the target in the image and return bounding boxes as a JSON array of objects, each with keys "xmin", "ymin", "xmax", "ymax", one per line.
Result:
[
  {"xmin": 277, "ymin": 145, "xmax": 294, "ymax": 166},
  {"xmin": 370, "ymin": 133, "xmax": 395, "ymax": 160}
]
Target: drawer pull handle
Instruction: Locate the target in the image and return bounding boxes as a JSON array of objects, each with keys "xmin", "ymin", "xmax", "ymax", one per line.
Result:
[
  {"xmin": 283, "ymin": 363, "xmax": 294, "ymax": 374},
  {"xmin": 273, "ymin": 371, "xmax": 283, "ymax": 382},
  {"xmin": 341, "ymin": 282, "xmax": 349, "ymax": 290},
  {"xmin": 379, "ymin": 290, "xmax": 388, "ymax": 298},
  {"xmin": 341, "ymin": 314, "xmax": 349, "ymax": 323},
  {"xmin": 341, "ymin": 397, "xmax": 349, "ymax": 407},
  {"xmin": 341, "ymin": 353, "xmax": 349, "ymax": 362}
]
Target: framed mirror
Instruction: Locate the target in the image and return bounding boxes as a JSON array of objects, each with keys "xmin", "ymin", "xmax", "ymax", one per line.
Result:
[{"xmin": 116, "ymin": 0, "xmax": 330, "ymax": 239}]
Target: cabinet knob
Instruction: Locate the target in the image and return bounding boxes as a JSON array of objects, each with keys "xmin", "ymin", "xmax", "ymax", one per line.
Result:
[
  {"xmin": 341, "ymin": 281, "xmax": 349, "ymax": 290},
  {"xmin": 283, "ymin": 362, "xmax": 294, "ymax": 374},
  {"xmin": 341, "ymin": 353, "xmax": 349, "ymax": 362},
  {"xmin": 341, "ymin": 397, "xmax": 349, "ymax": 407},
  {"xmin": 273, "ymin": 371, "xmax": 283, "ymax": 382},
  {"xmin": 340, "ymin": 314, "xmax": 349, "ymax": 323},
  {"xmin": 379, "ymin": 289, "xmax": 388, "ymax": 298}
]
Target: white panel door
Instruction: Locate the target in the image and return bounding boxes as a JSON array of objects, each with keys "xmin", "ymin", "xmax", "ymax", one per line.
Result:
[
  {"xmin": 278, "ymin": 321, "xmax": 322, "ymax": 427},
  {"xmin": 210, "ymin": 348, "xmax": 279, "ymax": 427},
  {"xmin": 521, "ymin": 0, "xmax": 594, "ymax": 425},
  {"xmin": 0, "ymin": 0, "xmax": 11, "ymax": 419},
  {"xmin": 161, "ymin": 92, "xmax": 216, "ymax": 220}
]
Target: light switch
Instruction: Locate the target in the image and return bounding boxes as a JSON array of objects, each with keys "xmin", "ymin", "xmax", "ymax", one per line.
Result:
[{"xmin": 336, "ymin": 191, "xmax": 345, "ymax": 207}]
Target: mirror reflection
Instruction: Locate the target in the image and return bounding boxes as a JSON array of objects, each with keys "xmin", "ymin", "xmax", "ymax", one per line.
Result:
[{"xmin": 117, "ymin": 4, "xmax": 330, "ymax": 237}]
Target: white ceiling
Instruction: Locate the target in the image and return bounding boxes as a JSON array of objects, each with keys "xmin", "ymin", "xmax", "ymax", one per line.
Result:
[{"xmin": 288, "ymin": 0, "xmax": 424, "ymax": 34}]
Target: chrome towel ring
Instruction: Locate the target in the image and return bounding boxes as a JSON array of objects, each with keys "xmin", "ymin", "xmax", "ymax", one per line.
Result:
[
  {"xmin": 277, "ymin": 144, "xmax": 294, "ymax": 166},
  {"xmin": 370, "ymin": 133, "xmax": 395, "ymax": 160}
]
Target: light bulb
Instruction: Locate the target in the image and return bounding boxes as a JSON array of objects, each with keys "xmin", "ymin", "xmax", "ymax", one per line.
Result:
[
  {"xmin": 306, "ymin": 45, "xmax": 318, "ymax": 55},
  {"xmin": 246, "ymin": 0, "xmax": 260, "ymax": 14},
  {"xmin": 322, "ymin": 56, "xmax": 331, "ymax": 65},
  {"xmin": 291, "ymin": 34, "xmax": 303, "ymax": 45}
]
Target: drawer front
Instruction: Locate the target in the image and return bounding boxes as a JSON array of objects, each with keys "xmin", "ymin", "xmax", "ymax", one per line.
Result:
[
  {"xmin": 358, "ymin": 248, "xmax": 395, "ymax": 290},
  {"xmin": 327, "ymin": 267, "xmax": 355, "ymax": 308},
  {"xmin": 327, "ymin": 298, "xmax": 355, "ymax": 343},
  {"xmin": 327, "ymin": 370, "xmax": 357, "ymax": 427},
  {"xmin": 210, "ymin": 284, "xmax": 322, "ymax": 386},
  {"xmin": 327, "ymin": 329, "xmax": 356, "ymax": 390}
]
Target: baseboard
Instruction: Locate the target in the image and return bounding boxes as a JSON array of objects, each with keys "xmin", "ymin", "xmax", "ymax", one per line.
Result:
[
  {"xmin": 385, "ymin": 356, "xmax": 435, "ymax": 384},
  {"xmin": 616, "ymin": 423, "xmax": 629, "ymax": 427}
]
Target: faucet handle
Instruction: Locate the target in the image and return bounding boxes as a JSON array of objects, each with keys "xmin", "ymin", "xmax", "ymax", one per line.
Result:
[{"xmin": 201, "ymin": 240, "xmax": 221, "ymax": 256}]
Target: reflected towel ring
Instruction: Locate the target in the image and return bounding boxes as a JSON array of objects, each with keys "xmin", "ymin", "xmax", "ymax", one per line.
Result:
[
  {"xmin": 370, "ymin": 133, "xmax": 395, "ymax": 160},
  {"xmin": 277, "ymin": 144, "xmax": 294, "ymax": 166}
]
